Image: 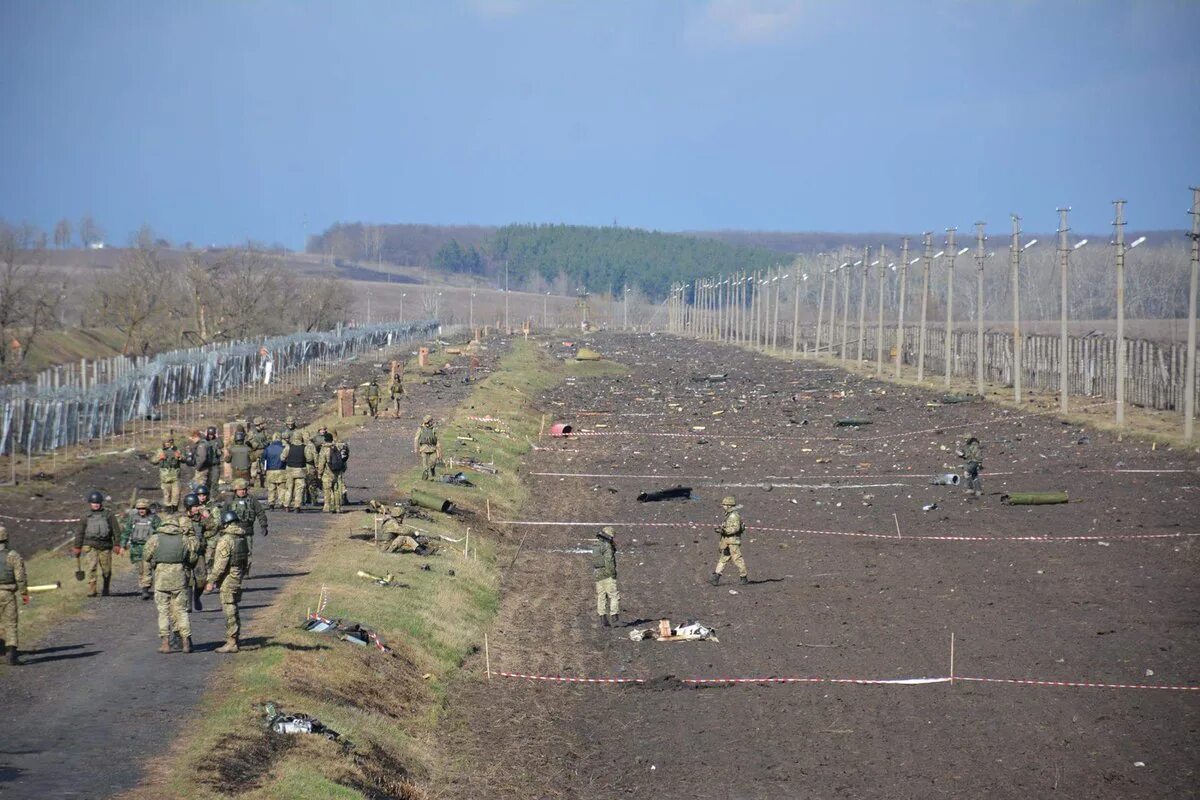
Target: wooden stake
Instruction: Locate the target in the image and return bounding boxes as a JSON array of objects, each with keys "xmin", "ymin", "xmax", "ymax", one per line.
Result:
[
  {"xmin": 465, "ymin": 527, "xmax": 470, "ymax": 557},
  {"xmin": 484, "ymin": 632, "xmax": 492, "ymax": 683},
  {"xmin": 539, "ymin": 413, "xmax": 546, "ymax": 438},
  {"xmin": 486, "ymin": 498, "xmax": 491, "ymax": 521},
  {"xmin": 893, "ymin": 512, "xmax": 901, "ymax": 539},
  {"xmin": 950, "ymin": 632, "xmax": 956, "ymax": 684}
]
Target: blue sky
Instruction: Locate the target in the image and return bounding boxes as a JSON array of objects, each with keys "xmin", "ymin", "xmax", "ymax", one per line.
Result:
[{"xmin": 1, "ymin": 0, "xmax": 1197, "ymax": 247}]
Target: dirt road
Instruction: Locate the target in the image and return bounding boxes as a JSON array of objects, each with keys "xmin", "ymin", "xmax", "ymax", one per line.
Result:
[
  {"xmin": 0, "ymin": 348, "xmax": 482, "ymax": 799},
  {"xmin": 436, "ymin": 332, "xmax": 1200, "ymax": 800}
]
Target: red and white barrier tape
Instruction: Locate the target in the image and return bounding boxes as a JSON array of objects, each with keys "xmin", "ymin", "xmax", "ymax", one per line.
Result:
[
  {"xmin": 530, "ymin": 468, "xmax": 1192, "ymax": 481},
  {"xmin": 495, "ymin": 671, "xmax": 1198, "ymax": 691},
  {"xmin": 0, "ymin": 512, "xmax": 81, "ymax": 524},
  {"xmin": 493, "ymin": 518, "xmax": 1198, "ymax": 543}
]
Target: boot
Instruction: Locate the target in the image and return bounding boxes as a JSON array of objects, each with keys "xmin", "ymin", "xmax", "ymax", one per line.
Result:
[
  {"xmin": 182, "ymin": 636, "xmax": 193, "ymax": 654},
  {"xmin": 710, "ymin": 572, "xmax": 720, "ymax": 586},
  {"xmin": 5, "ymin": 646, "xmax": 17, "ymax": 666},
  {"xmin": 87, "ymin": 581, "xmax": 98, "ymax": 597},
  {"xmin": 141, "ymin": 587, "xmax": 151, "ymax": 600},
  {"xmin": 601, "ymin": 615, "xmax": 610, "ymax": 628},
  {"xmin": 101, "ymin": 577, "xmax": 110, "ymax": 596},
  {"xmin": 215, "ymin": 637, "xmax": 239, "ymax": 653},
  {"xmin": 739, "ymin": 575, "xmax": 749, "ymax": 585},
  {"xmin": 193, "ymin": 586, "xmax": 204, "ymax": 611},
  {"xmin": 158, "ymin": 636, "xmax": 172, "ymax": 654},
  {"xmin": 608, "ymin": 613, "xmax": 620, "ymax": 627}
]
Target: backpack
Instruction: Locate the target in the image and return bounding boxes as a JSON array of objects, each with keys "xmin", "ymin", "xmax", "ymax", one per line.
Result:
[{"xmin": 328, "ymin": 445, "xmax": 346, "ymax": 473}]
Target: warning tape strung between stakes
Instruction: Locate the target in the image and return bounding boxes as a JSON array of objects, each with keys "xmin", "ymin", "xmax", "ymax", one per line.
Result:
[
  {"xmin": 0, "ymin": 512, "xmax": 81, "ymax": 524},
  {"xmin": 529, "ymin": 468, "xmax": 1193, "ymax": 481},
  {"xmin": 562, "ymin": 401, "xmax": 1118, "ymax": 444},
  {"xmin": 493, "ymin": 518, "xmax": 1200, "ymax": 544},
  {"xmin": 495, "ymin": 671, "xmax": 1199, "ymax": 692}
]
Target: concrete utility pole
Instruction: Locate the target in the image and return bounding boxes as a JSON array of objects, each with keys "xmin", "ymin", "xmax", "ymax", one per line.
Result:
[
  {"xmin": 943, "ymin": 227, "xmax": 957, "ymax": 385},
  {"xmin": 875, "ymin": 245, "xmax": 886, "ymax": 375},
  {"xmin": 623, "ymin": 285, "xmax": 629, "ymax": 331},
  {"xmin": 856, "ymin": 246, "xmax": 869, "ymax": 362},
  {"xmin": 1010, "ymin": 215, "xmax": 1023, "ymax": 404},
  {"xmin": 542, "ymin": 292, "xmax": 548, "ymax": 330},
  {"xmin": 840, "ymin": 259, "xmax": 851, "ymax": 361},
  {"xmin": 771, "ymin": 269, "xmax": 782, "ymax": 351},
  {"xmin": 917, "ymin": 233, "xmax": 933, "ymax": 382},
  {"xmin": 469, "ymin": 292, "xmax": 475, "ymax": 330},
  {"xmin": 1185, "ymin": 187, "xmax": 1200, "ymax": 442},
  {"xmin": 1057, "ymin": 207, "xmax": 1071, "ymax": 413},
  {"xmin": 504, "ymin": 259, "xmax": 510, "ymax": 332},
  {"xmin": 791, "ymin": 262, "xmax": 802, "ymax": 356},
  {"xmin": 895, "ymin": 238, "xmax": 910, "ymax": 378},
  {"xmin": 1113, "ymin": 201, "xmax": 1127, "ymax": 427},
  {"xmin": 828, "ymin": 260, "xmax": 839, "ymax": 357},
  {"xmin": 814, "ymin": 257, "xmax": 827, "ymax": 357},
  {"xmin": 974, "ymin": 222, "xmax": 987, "ymax": 396}
]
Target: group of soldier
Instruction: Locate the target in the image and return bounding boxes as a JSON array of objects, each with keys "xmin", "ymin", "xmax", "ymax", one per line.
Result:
[{"xmin": 590, "ymin": 436, "xmax": 984, "ymax": 626}]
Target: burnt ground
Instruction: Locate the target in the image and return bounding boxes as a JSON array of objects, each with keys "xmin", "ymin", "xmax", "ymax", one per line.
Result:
[
  {"xmin": 434, "ymin": 331, "xmax": 1200, "ymax": 800},
  {"xmin": 0, "ymin": 339, "xmax": 497, "ymax": 799}
]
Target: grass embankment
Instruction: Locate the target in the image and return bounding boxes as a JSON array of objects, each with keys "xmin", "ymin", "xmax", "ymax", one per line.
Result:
[{"xmin": 127, "ymin": 339, "xmax": 624, "ymax": 800}]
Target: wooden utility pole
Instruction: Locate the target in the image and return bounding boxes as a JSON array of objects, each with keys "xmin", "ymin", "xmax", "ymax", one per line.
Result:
[
  {"xmin": 856, "ymin": 246, "xmax": 869, "ymax": 362},
  {"xmin": 875, "ymin": 245, "xmax": 886, "ymax": 375},
  {"xmin": 917, "ymin": 233, "xmax": 933, "ymax": 382},
  {"xmin": 1113, "ymin": 201, "xmax": 1127, "ymax": 427},
  {"xmin": 771, "ymin": 268, "xmax": 782, "ymax": 351},
  {"xmin": 828, "ymin": 260, "xmax": 839, "ymax": 358},
  {"xmin": 1185, "ymin": 187, "xmax": 1199, "ymax": 442},
  {"xmin": 894, "ymin": 238, "xmax": 910, "ymax": 378},
  {"xmin": 840, "ymin": 258, "xmax": 851, "ymax": 361},
  {"xmin": 1057, "ymin": 207, "xmax": 1071, "ymax": 414},
  {"xmin": 974, "ymin": 222, "xmax": 987, "ymax": 395},
  {"xmin": 1010, "ymin": 215, "xmax": 1023, "ymax": 404},
  {"xmin": 791, "ymin": 260, "xmax": 802, "ymax": 356},
  {"xmin": 943, "ymin": 227, "xmax": 957, "ymax": 385},
  {"xmin": 814, "ymin": 257, "xmax": 827, "ymax": 357}
]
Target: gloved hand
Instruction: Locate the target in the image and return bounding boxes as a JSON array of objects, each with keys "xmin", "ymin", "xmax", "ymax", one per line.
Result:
[{"xmin": 72, "ymin": 547, "xmax": 82, "ymax": 556}]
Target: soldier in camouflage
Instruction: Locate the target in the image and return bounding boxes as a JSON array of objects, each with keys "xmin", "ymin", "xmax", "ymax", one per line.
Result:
[
  {"xmin": 246, "ymin": 417, "xmax": 269, "ymax": 488},
  {"xmin": 388, "ymin": 374, "xmax": 404, "ymax": 416},
  {"xmin": 187, "ymin": 430, "xmax": 212, "ymax": 492},
  {"xmin": 371, "ymin": 501, "xmax": 431, "ymax": 554},
  {"xmin": 306, "ymin": 425, "xmax": 327, "ymax": 506},
  {"xmin": 183, "ymin": 491, "xmax": 218, "ymax": 612},
  {"xmin": 316, "ymin": 431, "xmax": 348, "ymax": 513},
  {"xmin": 711, "ymin": 495, "xmax": 749, "ymax": 586},
  {"xmin": 593, "ymin": 526, "xmax": 620, "ymax": 627},
  {"xmin": 414, "ymin": 415, "xmax": 441, "ymax": 481},
  {"xmin": 225, "ymin": 428, "xmax": 253, "ymax": 485},
  {"xmin": 956, "ymin": 436, "xmax": 983, "ymax": 498},
  {"xmin": 0, "ymin": 525, "xmax": 29, "ymax": 665},
  {"xmin": 206, "ymin": 510, "xmax": 249, "ymax": 653},
  {"xmin": 205, "ymin": 426, "xmax": 224, "ymax": 492},
  {"xmin": 154, "ymin": 435, "xmax": 184, "ymax": 510},
  {"xmin": 73, "ymin": 491, "xmax": 123, "ymax": 597},
  {"xmin": 281, "ymin": 431, "xmax": 315, "ymax": 512},
  {"xmin": 223, "ymin": 478, "xmax": 267, "ymax": 574},
  {"xmin": 364, "ymin": 378, "xmax": 382, "ymax": 418},
  {"xmin": 263, "ymin": 432, "xmax": 288, "ymax": 509},
  {"xmin": 120, "ymin": 499, "xmax": 160, "ymax": 600},
  {"xmin": 143, "ymin": 515, "xmax": 199, "ymax": 654}
]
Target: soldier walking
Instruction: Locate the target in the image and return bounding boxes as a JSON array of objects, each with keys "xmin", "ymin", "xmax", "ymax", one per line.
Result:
[
  {"xmin": 316, "ymin": 431, "xmax": 348, "ymax": 513},
  {"xmin": 364, "ymin": 377, "xmax": 382, "ymax": 418},
  {"xmin": 956, "ymin": 436, "xmax": 983, "ymax": 498},
  {"xmin": 306, "ymin": 426, "xmax": 327, "ymax": 506},
  {"xmin": 0, "ymin": 525, "xmax": 29, "ymax": 666},
  {"xmin": 223, "ymin": 478, "xmax": 267, "ymax": 573},
  {"xmin": 121, "ymin": 499, "xmax": 160, "ymax": 600},
  {"xmin": 414, "ymin": 415, "xmax": 441, "ymax": 481},
  {"xmin": 183, "ymin": 491, "xmax": 217, "ymax": 611},
  {"xmin": 711, "ymin": 495, "xmax": 749, "ymax": 586},
  {"xmin": 205, "ymin": 426, "xmax": 224, "ymax": 492},
  {"xmin": 154, "ymin": 435, "xmax": 184, "ymax": 510},
  {"xmin": 263, "ymin": 432, "xmax": 288, "ymax": 509},
  {"xmin": 388, "ymin": 374, "xmax": 404, "ymax": 416},
  {"xmin": 187, "ymin": 430, "xmax": 212, "ymax": 491},
  {"xmin": 144, "ymin": 515, "xmax": 199, "ymax": 653},
  {"xmin": 206, "ymin": 511, "xmax": 249, "ymax": 653},
  {"xmin": 593, "ymin": 526, "xmax": 620, "ymax": 627},
  {"xmin": 247, "ymin": 417, "xmax": 269, "ymax": 488},
  {"xmin": 74, "ymin": 491, "xmax": 122, "ymax": 597}
]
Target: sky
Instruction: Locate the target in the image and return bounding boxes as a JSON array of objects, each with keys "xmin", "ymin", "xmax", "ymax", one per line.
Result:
[{"xmin": 1, "ymin": 0, "xmax": 1198, "ymax": 248}]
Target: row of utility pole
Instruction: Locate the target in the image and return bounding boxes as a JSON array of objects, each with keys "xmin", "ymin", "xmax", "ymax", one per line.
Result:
[{"xmin": 666, "ymin": 188, "xmax": 1200, "ymax": 441}]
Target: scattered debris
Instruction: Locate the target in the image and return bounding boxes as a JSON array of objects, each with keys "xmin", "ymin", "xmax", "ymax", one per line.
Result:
[
  {"xmin": 636, "ymin": 486, "xmax": 693, "ymax": 503},
  {"xmin": 835, "ymin": 419, "xmax": 873, "ymax": 427},
  {"xmin": 265, "ymin": 703, "xmax": 345, "ymax": 743},
  {"xmin": 629, "ymin": 618, "xmax": 719, "ymax": 642},
  {"xmin": 439, "ymin": 472, "xmax": 475, "ymax": 487},
  {"xmin": 575, "ymin": 348, "xmax": 603, "ymax": 361},
  {"xmin": 922, "ymin": 503, "xmax": 938, "ymax": 512},
  {"xmin": 354, "ymin": 570, "xmax": 407, "ymax": 588},
  {"xmin": 931, "ymin": 473, "xmax": 961, "ymax": 486}
]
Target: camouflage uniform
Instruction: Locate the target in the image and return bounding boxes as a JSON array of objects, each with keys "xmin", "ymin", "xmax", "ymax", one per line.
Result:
[
  {"xmin": 315, "ymin": 436, "xmax": 343, "ymax": 513},
  {"xmin": 224, "ymin": 434, "xmax": 253, "ymax": 484},
  {"xmin": 957, "ymin": 437, "xmax": 983, "ymax": 497},
  {"xmin": 281, "ymin": 432, "xmax": 315, "ymax": 511},
  {"xmin": 711, "ymin": 496, "xmax": 748, "ymax": 584},
  {"xmin": 363, "ymin": 379, "xmax": 382, "ymax": 417},
  {"xmin": 206, "ymin": 429, "xmax": 225, "ymax": 493},
  {"xmin": 593, "ymin": 527, "xmax": 620, "ymax": 624},
  {"xmin": 120, "ymin": 501, "xmax": 160, "ymax": 599},
  {"xmin": 185, "ymin": 500, "xmax": 219, "ymax": 610},
  {"xmin": 207, "ymin": 520, "xmax": 249, "ymax": 653},
  {"xmin": 0, "ymin": 525, "xmax": 29, "ymax": 662},
  {"xmin": 263, "ymin": 433, "xmax": 288, "ymax": 508},
  {"xmin": 74, "ymin": 503, "xmax": 122, "ymax": 596},
  {"xmin": 246, "ymin": 418, "xmax": 269, "ymax": 487},
  {"xmin": 144, "ymin": 517, "xmax": 199, "ymax": 652},
  {"xmin": 223, "ymin": 479, "xmax": 267, "ymax": 573},
  {"xmin": 414, "ymin": 416, "xmax": 441, "ymax": 481},
  {"xmin": 154, "ymin": 439, "xmax": 184, "ymax": 509},
  {"xmin": 388, "ymin": 376, "xmax": 404, "ymax": 415},
  {"xmin": 306, "ymin": 428, "xmax": 327, "ymax": 506}
]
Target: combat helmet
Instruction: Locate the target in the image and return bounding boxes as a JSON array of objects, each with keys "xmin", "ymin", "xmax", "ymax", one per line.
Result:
[
  {"xmin": 87, "ymin": 490, "xmax": 105, "ymax": 505},
  {"xmin": 134, "ymin": 499, "xmax": 151, "ymax": 511},
  {"xmin": 721, "ymin": 495, "xmax": 737, "ymax": 508},
  {"xmin": 220, "ymin": 510, "xmax": 240, "ymax": 527},
  {"xmin": 232, "ymin": 478, "xmax": 250, "ymax": 491}
]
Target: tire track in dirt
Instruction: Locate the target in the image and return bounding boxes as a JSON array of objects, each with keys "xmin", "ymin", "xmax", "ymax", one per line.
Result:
[{"xmin": 0, "ymin": 345, "xmax": 491, "ymax": 799}]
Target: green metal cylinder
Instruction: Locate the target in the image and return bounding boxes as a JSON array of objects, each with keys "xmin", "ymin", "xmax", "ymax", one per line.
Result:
[
  {"xmin": 1001, "ymin": 491, "xmax": 1069, "ymax": 506},
  {"xmin": 411, "ymin": 489, "xmax": 455, "ymax": 513}
]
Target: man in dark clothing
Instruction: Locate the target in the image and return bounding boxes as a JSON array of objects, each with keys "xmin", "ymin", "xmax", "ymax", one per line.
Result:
[
  {"xmin": 73, "ymin": 491, "xmax": 123, "ymax": 597},
  {"xmin": 263, "ymin": 432, "xmax": 287, "ymax": 509},
  {"xmin": 593, "ymin": 526, "xmax": 620, "ymax": 627}
]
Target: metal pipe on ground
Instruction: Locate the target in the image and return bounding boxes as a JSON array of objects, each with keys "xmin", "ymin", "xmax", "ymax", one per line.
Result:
[
  {"xmin": 411, "ymin": 489, "xmax": 455, "ymax": 514},
  {"xmin": 1000, "ymin": 491, "xmax": 1069, "ymax": 505}
]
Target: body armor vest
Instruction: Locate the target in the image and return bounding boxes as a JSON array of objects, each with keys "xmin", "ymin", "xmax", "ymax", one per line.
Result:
[
  {"xmin": 285, "ymin": 444, "xmax": 308, "ymax": 468},
  {"xmin": 0, "ymin": 553, "xmax": 14, "ymax": 584},
  {"xmin": 418, "ymin": 428, "xmax": 438, "ymax": 447},
  {"xmin": 130, "ymin": 516, "xmax": 154, "ymax": 544},
  {"xmin": 84, "ymin": 513, "xmax": 113, "ymax": 546},
  {"xmin": 159, "ymin": 449, "xmax": 181, "ymax": 469},
  {"xmin": 154, "ymin": 532, "xmax": 186, "ymax": 564},
  {"xmin": 229, "ymin": 535, "xmax": 250, "ymax": 569}
]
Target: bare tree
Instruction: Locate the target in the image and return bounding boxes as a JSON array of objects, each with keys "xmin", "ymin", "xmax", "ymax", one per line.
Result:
[
  {"xmin": 79, "ymin": 215, "xmax": 104, "ymax": 248},
  {"xmin": 287, "ymin": 276, "xmax": 351, "ymax": 332},
  {"xmin": 0, "ymin": 221, "xmax": 65, "ymax": 379},
  {"xmin": 93, "ymin": 238, "xmax": 176, "ymax": 355},
  {"xmin": 53, "ymin": 218, "xmax": 72, "ymax": 248}
]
